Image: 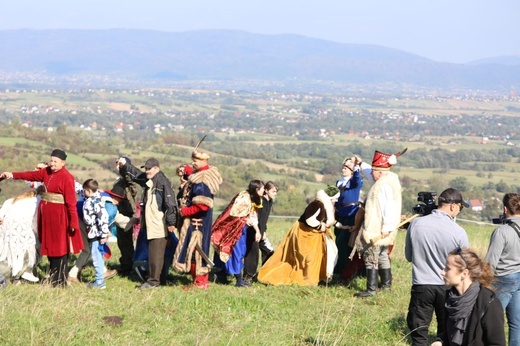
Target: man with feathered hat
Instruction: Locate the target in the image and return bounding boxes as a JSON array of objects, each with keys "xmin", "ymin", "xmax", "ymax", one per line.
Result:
[
  {"xmin": 354, "ymin": 148, "xmax": 406, "ymax": 298},
  {"xmin": 172, "ymin": 139, "xmax": 222, "ymax": 289}
]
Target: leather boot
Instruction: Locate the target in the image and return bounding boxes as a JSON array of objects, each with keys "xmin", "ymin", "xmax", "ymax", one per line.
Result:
[
  {"xmin": 354, "ymin": 269, "xmax": 378, "ymax": 298},
  {"xmin": 379, "ymin": 268, "xmax": 392, "ymax": 291}
]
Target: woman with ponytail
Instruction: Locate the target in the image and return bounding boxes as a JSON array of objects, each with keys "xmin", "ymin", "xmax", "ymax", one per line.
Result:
[{"xmin": 440, "ymin": 247, "xmax": 505, "ymax": 346}]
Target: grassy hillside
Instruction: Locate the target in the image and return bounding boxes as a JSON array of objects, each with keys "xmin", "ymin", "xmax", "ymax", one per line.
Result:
[{"xmin": 0, "ymin": 219, "xmax": 498, "ymax": 345}]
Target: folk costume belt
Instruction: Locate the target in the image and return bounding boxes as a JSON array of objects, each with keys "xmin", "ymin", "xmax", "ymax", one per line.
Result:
[{"xmin": 41, "ymin": 192, "xmax": 65, "ymax": 204}]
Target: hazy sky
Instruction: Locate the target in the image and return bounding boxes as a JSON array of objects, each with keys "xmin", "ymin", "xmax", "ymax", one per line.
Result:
[{"xmin": 2, "ymin": 1, "xmax": 518, "ymax": 64}]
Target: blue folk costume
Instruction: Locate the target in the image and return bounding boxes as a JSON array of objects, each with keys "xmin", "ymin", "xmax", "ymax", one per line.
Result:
[
  {"xmin": 335, "ymin": 171, "xmax": 363, "ymax": 224},
  {"xmin": 334, "ymin": 163, "xmax": 364, "ymax": 275},
  {"xmin": 172, "ymin": 163, "xmax": 222, "ymax": 288}
]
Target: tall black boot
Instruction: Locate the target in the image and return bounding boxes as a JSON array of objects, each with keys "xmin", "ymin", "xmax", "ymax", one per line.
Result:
[
  {"xmin": 379, "ymin": 268, "xmax": 392, "ymax": 291},
  {"xmin": 354, "ymin": 269, "xmax": 378, "ymax": 298}
]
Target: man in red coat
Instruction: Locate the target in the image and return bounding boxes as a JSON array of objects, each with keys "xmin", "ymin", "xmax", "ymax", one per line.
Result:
[{"xmin": 1, "ymin": 149, "xmax": 82, "ymax": 287}]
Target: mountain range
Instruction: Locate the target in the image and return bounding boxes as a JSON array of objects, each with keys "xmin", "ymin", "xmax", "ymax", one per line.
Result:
[{"xmin": 0, "ymin": 29, "xmax": 518, "ymax": 92}]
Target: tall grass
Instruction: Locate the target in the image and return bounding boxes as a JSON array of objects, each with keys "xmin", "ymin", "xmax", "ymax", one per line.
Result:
[{"xmin": 0, "ymin": 219, "xmax": 498, "ymax": 345}]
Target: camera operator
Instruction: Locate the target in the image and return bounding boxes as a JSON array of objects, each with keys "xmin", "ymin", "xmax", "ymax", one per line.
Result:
[
  {"xmin": 485, "ymin": 192, "xmax": 520, "ymax": 346},
  {"xmin": 405, "ymin": 188, "xmax": 470, "ymax": 346}
]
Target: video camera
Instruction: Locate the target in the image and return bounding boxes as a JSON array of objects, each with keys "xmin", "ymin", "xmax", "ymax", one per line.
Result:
[
  {"xmin": 413, "ymin": 191, "xmax": 437, "ymax": 216},
  {"xmin": 492, "ymin": 214, "xmax": 505, "ymax": 224}
]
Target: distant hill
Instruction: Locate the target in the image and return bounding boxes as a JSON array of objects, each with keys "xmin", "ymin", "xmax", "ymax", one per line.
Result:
[
  {"xmin": 0, "ymin": 29, "xmax": 519, "ymax": 91},
  {"xmin": 468, "ymin": 55, "xmax": 520, "ymax": 66}
]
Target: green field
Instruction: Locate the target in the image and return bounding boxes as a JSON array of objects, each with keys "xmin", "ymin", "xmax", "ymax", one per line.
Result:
[
  {"xmin": 0, "ymin": 219, "xmax": 498, "ymax": 345},
  {"xmin": 0, "ymin": 87, "xmax": 519, "ymax": 222}
]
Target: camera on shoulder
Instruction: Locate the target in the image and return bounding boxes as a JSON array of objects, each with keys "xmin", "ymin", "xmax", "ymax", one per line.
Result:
[{"xmin": 413, "ymin": 191, "xmax": 438, "ymax": 216}]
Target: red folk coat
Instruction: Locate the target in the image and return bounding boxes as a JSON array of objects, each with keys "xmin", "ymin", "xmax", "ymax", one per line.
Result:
[{"xmin": 13, "ymin": 167, "xmax": 83, "ymax": 257}]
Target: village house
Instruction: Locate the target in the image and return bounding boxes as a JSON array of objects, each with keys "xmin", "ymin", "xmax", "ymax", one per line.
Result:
[{"xmin": 469, "ymin": 199, "xmax": 484, "ymax": 212}]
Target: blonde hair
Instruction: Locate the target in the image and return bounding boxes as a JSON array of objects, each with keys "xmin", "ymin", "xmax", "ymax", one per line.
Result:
[
  {"xmin": 13, "ymin": 189, "xmax": 39, "ymax": 204},
  {"xmin": 449, "ymin": 247, "xmax": 494, "ymax": 289}
]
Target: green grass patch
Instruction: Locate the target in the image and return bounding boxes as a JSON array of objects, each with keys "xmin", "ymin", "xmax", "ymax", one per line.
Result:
[{"xmin": 0, "ymin": 220, "xmax": 498, "ymax": 345}]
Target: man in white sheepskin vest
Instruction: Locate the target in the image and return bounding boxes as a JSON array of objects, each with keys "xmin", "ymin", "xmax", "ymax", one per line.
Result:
[{"xmin": 354, "ymin": 149, "xmax": 406, "ymax": 298}]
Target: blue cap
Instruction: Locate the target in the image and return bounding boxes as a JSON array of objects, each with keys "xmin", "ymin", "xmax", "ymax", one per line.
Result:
[{"xmin": 98, "ymin": 243, "xmax": 112, "ymax": 259}]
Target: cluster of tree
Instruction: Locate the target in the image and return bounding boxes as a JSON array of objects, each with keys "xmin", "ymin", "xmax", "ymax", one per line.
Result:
[
  {"xmin": 2, "ymin": 89, "xmax": 520, "ymax": 143},
  {"xmin": 0, "ymin": 123, "xmax": 517, "ymax": 221},
  {"xmin": 405, "ymin": 147, "xmax": 520, "ymax": 170}
]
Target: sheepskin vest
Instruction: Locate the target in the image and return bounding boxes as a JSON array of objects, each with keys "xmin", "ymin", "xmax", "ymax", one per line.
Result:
[{"xmin": 362, "ymin": 171, "xmax": 402, "ymax": 246}]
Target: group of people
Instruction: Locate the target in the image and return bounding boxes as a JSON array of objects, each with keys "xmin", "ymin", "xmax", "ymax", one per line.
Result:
[
  {"xmin": 0, "ymin": 145, "xmax": 407, "ymax": 293},
  {"xmin": 406, "ymin": 189, "xmax": 520, "ymax": 345},
  {"xmin": 0, "ymin": 145, "xmax": 410, "ymax": 294},
  {"xmin": 0, "ymin": 144, "xmax": 519, "ymax": 345},
  {"xmin": 0, "ymin": 145, "xmax": 223, "ymax": 290}
]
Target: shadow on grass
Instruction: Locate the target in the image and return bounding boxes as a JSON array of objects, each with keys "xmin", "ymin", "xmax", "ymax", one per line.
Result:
[
  {"xmin": 323, "ymin": 274, "xmax": 366, "ymax": 291},
  {"xmin": 35, "ymin": 256, "xmax": 195, "ymax": 287},
  {"xmin": 388, "ymin": 313, "xmax": 411, "ymax": 345},
  {"xmin": 164, "ymin": 271, "xmax": 191, "ymax": 286},
  {"xmin": 388, "ymin": 312, "xmax": 441, "ymax": 345}
]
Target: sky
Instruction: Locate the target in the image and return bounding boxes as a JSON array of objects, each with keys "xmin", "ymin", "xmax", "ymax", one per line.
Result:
[{"xmin": 2, "ymin": 0, "xmax": 519, "ymax": 64}]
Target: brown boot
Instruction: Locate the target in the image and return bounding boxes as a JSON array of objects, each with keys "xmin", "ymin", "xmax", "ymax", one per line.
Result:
[{"xmin": 104, "ymin": 269, "xmax": 117, "ymax": 280}]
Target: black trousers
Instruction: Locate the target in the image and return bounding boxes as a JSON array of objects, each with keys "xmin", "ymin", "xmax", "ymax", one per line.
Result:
[
  {"xmin": 116, "ymin": 225, "xmax": 134, "ymax": 274},
  {"xmin": 49, "ymin": 255, "xmax": 68, "ymax": 287},
  {"xmin": 147, "ymin": 237, "xmax": 167, "ymax": 286},
  {"xmin": 243, "ymin": 227, "xmax": 259, "ymax": 278},
  {"xmin": 74, "ymin": 221, "xmax": 92, "ymax": 270},
  {"xmin": 259, "ymin": 237, "xmax": 274, "ymax": 265},
  {"xmin": 407, "ymin": 284, "xmax": 448, "ymax": 346}
]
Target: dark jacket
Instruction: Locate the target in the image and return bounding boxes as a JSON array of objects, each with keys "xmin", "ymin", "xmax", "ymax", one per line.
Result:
[
  {"xmin": 120, "ymin": 162, "xmax": 178, "ymax": 232},
  {"xmin": 257, "ymin": 196, "xmax": 273, "ymax": 236},
  {"xmin": 112, "ymin": 177, "xmax": 139, "ymax": 218},
  {"xmin": 443, "ymin": 286, "xmax": 505, "ymax": 346}
]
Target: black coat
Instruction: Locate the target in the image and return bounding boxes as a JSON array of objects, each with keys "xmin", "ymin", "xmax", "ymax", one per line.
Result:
[
  {"xmin": 443, "ymin": 286, "xmax": 505, "ymax": 346},
  {"xmin": 120, "ymin": 162, "xmax": 178, "ymax": 229}
]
